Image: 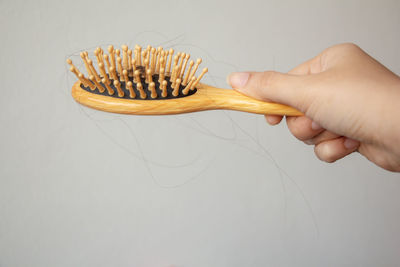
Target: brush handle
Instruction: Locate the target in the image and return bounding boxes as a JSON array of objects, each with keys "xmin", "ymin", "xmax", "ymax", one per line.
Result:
[{"xmin": 199, "ymin": 84, "xmax": 303, "ymax": 116}]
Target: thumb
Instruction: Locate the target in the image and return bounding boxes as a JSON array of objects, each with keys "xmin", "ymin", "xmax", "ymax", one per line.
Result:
[{"xmin": 227, "ymin": 71, "xmax": 312, "ymax": 111}]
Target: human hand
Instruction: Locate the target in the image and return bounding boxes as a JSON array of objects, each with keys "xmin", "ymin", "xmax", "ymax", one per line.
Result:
[{"xmin": 228, "ymin": 43, "xmax": 400, "ymax": 172}]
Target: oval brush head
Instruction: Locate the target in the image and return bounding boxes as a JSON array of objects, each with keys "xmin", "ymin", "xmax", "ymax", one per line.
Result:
[{"xmin": 67, "ymin": 44, "xmax": 208, "ymax": 101}]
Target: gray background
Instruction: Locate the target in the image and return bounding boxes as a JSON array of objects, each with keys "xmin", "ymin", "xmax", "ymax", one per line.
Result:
[{"xmin": 1, "ymin": 0, "xmax": 400, "ymax": 266}]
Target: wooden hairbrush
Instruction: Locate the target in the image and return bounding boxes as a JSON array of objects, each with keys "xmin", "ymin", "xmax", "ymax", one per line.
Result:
[{"xmin": 67, "ymin": 44, "xmax": 302, "ymax": 116}]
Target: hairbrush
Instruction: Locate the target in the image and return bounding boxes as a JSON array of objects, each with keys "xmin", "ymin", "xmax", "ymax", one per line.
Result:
[{"xmin": 67, "ymin": 44, "xmax": 302, "ymax": 116}]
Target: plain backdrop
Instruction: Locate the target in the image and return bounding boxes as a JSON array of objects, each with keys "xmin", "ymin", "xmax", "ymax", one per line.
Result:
[{"xmin": 0, "ymin": 0, "xmax": 400, "ymax": 266}]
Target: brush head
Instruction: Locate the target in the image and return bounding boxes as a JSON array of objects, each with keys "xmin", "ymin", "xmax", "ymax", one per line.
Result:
[{"xmin": 68, "ymin": 44, "xmax": 208, "ymax": 100}]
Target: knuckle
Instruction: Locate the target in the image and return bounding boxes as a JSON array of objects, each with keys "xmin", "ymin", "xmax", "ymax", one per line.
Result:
[
  {"xmin": 340, "ymin": 42, "xmax": 360, "ymax": 50},
  {"xmin": 333, "ymin": 42, "xmax": 362, "ymax": 54}
]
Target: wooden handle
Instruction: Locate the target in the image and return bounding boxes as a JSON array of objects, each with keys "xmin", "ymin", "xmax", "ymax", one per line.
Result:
[{"xmin": 197, "ymin": 84, "xmax": 303, "ymax": 116}]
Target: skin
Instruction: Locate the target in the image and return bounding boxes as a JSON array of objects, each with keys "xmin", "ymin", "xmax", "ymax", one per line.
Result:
[{"xmin": 227, "ymin": 43, "xmax": 400, "ymax": 172}]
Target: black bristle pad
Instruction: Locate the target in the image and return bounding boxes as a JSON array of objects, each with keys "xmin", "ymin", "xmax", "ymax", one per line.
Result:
[{"xmin": 81, "ymin": 73, "xmax": 197, "ymax": 100}]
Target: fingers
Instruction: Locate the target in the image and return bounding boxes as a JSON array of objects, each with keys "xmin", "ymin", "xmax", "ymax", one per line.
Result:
[
  {"xmin": 286, "ymin": 116, "xmax": 324, "ymax": 141},
  {"xmin": 285, "ymin": 116, "xmax": 359, "ymax": 163},
  {"xmin": 227, "ymin": 71, "xmax": 313, "ymax": 109},
  {"xmin": 265, "ymin": 115, "xmax": 283, "ymax": 125},
  {"xmin": 306, "ymin": 130, "xmax": 340, "ymax": 145},
  {"xmin": 314, "ymin": 137, "xmax": 360, "ymax": 163}
]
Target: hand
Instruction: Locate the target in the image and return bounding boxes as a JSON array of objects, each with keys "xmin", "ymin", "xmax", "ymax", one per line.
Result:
[{"xmin": 228, "ymin": 43, "xmax": 400, "ymax": 172}]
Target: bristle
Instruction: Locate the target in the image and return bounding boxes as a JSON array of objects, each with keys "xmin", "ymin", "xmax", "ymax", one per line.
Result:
[
  {"xmin": 103, "ymin": 54, "xmax": 111, "ymax": 71},
  {"xmin": 88, "ymin": 59, "xmax": 101, "ymax": 82},
  {"xmin": 95, "ymin": 48, "xmax": 102, "ymax": 62},
  {"xmin": 182, "ymin": 60, "xmax": 194, "ymax": 85},
  {"xmin": 137, "ymin": 82, "xmax": 146, "ymax": 99},
  {"xmin": 131, "ymin": 59, "xmax": 137, "ymax": 72},
  {"xmin": 155, "ymin": 47, "xmax": 163, "ymax": 73},
  {"xmin": 67, "ymin": 59, "xmax": 81, "ymax": 77},
  {"xmin": 146, "ymin": 46, "xmax": 151, "ymax": 65},
  {"xmin": 99, "ymin": 47, "xmax": 104, "ymax": 59},
  {"xmin": 134, "ymin": 70, "xmax": 140, "ymax": 83},
  {"xmin": 122, "ymin": 45, "xmax": 129, "ymax": 70},
  {"xmin": 66, "ymin": 59, "xmax": 80, "ymax": 76},
  {"xmin": 80, "ymin": 52, "xmax": 92, "ymax": 76},
  {"xmin": 176, "ymin": 53, "xmax": 185, "ymax": 79},
  {"xmin": 150, "ymin": 48, "xmax": 156, "ymax": 74},
  {"xmin": 114, "ymin": 80, "xmax": 124, "ymax": 97},
  {"xmin": 149, "ymin": 82, "xmax": 157, "ymax": 99},
  {"xmin": 117, "ymin": 57, "xmax": 123, "ymax": 80},
  {"xmin": 102, "ymin": 77, "xmax": 115, "ymax": 95},
  {"xmin": 135, "ymin": 45, "xmax": 142, "ymax": 66},
  {"xmin": 108, "ymin": 45, "xmax": 116, "ymax": 70},
  {"xmin": 144, "ymin": 59, "xmax": 149, "ymax": 73},
  {"xmin": 69, "ymin": 66, "xmax": 80, "ymax": 77},
  {"xmin": 159, "ymin": 67, "xmax": 165, "ymax": 83},
  {"xmin": 161, "ymin": 80, "xmax": 168, "ymax": 97},
  {"xmin": 188, "ymin": 58, "xmax": 202, "ymax": 82},
  {"xmin": 88, "ymin": 75, "xmax": 97, "ymax": 91},
  {"xmin": 166, "ymin": 49, "xmax": 174, "ymax": 73},
  {"xmin": 84, "ymin": 51, "xmax": 90, "ymax": 60},
  {"xmin": 191, "ymin": 67, "xmax": 208, "ymax": 90},
  {"xmin": 172, "ymin": 54, "xmax": 179, "ymax": 74},
  {"xmin": 94, "ymin": 48, "xmax": 99, "ymax": 60},
  {"xmin": 98, "ymin": 63, "xmax": 110, "ymax": 85},
  {"xmin": 141, "ymin": 51, "xmax": 146, "ymax": 67},
  {"xmin": 78, "ymin": 73, "xmax": 95, "ymax": 90},
  {"xmin": 182, "ymin": 76, "xmax": 196, "ymax": 95},
  {"xmin": 128, "ymin": 49, "xmax": 132, "ymax": 71},
  {"xmin": 171, "ymin": 65, "xmax": 179, "ymax": 87},
  {"xmin": 122, "ymin": 69, "xmax": 129, "ymax": 84},
  {"xmin": 109, "ymin": 66, "xmax": 118, "ymax": 81},
  {"xmin": 159, "ymin": 56, "xmax": 165, "ymax": 76},
  {"xmin": 89, "ymin": 75, "xmax": 105, "ymax": 93},
  {"xmin": 172, "ymin": 78, "xmax": 181, "ymax": 97},
  {"xmin": 162, "ymin": 50, "xmax": 167, "ymax": 70},
  {"xmin": 126, "ymin": 81, "xmax": 136, "ymax": 98},
  {"xmin": 95, "ymin": 48, "xmax": 105, "ymax": 76},
  {"xmin": 180, "ymin": 54, "xmax": 190, "ymax": 80},
  {"xmin": 146, "ymin": 69, "xmax": 152, "ymax": 84}
]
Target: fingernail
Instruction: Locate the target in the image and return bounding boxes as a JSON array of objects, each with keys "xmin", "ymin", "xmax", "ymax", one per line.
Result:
[
  {"xmin": 227, "ymin": 72, "xmax": 250, "ymax": 89},
  {"xmin": 344, "ymin": 138, "xmax": 359, "ymax": 149},
  {"xmin": 311, "ymin": 121, "xmax": 322, "ymax": 131}
]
